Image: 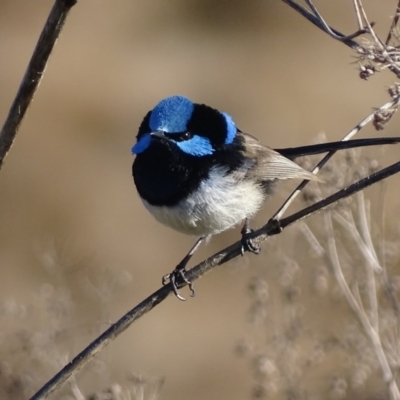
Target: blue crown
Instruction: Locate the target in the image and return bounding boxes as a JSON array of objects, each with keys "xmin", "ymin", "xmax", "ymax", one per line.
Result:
[{"xmin": 149, "ymin": 96, "xmax": 194, "ymax": 133}]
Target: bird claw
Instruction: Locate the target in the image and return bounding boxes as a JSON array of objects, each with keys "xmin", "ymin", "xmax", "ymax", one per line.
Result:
[
  {"xmin": 240, "ymin": 228, "xmax": 261, "ymax": 255},
  {"xmin": 162, "ymin": 266, "xmax": 195, "ymax": 301}
]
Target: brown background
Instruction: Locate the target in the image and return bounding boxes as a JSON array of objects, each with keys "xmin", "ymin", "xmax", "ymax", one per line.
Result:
[{"xmin": 0, "ymin": 1, "xmax": 399, "ymax": 399}]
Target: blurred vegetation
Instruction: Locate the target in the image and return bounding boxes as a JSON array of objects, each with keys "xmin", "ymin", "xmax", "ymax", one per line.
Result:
[{"xmin": 0, "ymin": 1, "xmax": 399, "ymax": 400}]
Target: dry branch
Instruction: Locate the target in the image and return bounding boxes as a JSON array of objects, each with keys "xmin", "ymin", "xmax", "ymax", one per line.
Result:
[{"xmin": 0, "ymin": 0, "xmax": 77, "ymax": 170}]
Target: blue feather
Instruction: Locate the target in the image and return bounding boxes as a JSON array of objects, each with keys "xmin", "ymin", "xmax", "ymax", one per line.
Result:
[
  {"xmin": 149, "ymin": 96, "xmax": 194, "ymax": 133},
  {"xmin": 222, "ymin": 112, "xmax": 236, "ymax": 144},
  {"xmin": 176, "ymin": 135, "xmax": 214, "ymax": 156},
  {"xmin": 133, "ymin": 95, "xmax": 234, "ymax": 157},
  {"xmin": 132, "ymin": 133, "xmax": 151, "ymax": 154}
]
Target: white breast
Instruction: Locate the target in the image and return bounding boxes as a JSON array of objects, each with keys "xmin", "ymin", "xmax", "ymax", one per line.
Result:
[{"xmin": 142, "ymin": 166, "xmax": 265, "ymax": 236}]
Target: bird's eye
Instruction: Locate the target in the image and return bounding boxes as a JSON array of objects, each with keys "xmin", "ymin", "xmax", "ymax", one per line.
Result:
[{"xmin": 174, "ymin": 132, "xmax": 193, "ymax": 142}]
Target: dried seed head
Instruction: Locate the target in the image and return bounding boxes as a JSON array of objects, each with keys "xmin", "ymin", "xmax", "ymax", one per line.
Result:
[
  {"xmin": 373, "ymin": 107, "xmax": 397, "ymax": 130},
  {"xmin": 359, "ymin": 64, "xmax": 375, "ymax": 80},
  {"xmin": 388, "ymin": 82, "xmax": 400, "ymax": 99}
]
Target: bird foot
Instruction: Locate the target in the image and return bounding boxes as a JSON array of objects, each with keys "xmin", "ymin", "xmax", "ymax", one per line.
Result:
[
  {"xmin": 240, "ymin": 227, "xmax": 260, "ymax": 255},
  {"xmin": 162, "ymin": 264, "xmax": 195, "ymax": 301},
  {"xmin": 162, "ymin": 236, "xmax": 205, "ymax": 300}
]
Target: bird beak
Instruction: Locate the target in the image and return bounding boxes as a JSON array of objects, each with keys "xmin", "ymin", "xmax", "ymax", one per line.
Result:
[{"xmin": 150, "ymin": 131, "xmax": 166, "ymax": 139}]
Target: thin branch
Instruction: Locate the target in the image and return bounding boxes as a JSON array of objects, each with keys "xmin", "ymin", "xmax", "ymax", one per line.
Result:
[
  {"xmin": 281, "ymin": 0, "xmax": 365, "ymax": 51},
  {"xmin": 332, "ymin": 206, "xmax": 380, "ymax": 331},
  {"xmin": 272, "ymin": 95, "xmax": 400, "ymax": 221},
  {"xmin": 0, "ymin": 0, "xmax": 77, "ymax": 170},
  {"xmin": 282, "ymin": 0, "xmax": 400, "ymax": 80},
  {"xmin": 333, "ymin": 210, "xmax": 381, "ymax": 272},
  {"xmin": 373, "ymin": 179, "xmax": 400, "ymax": 318},
  {"xmin": 305, "ymin": 0, "xmax": 370, "ymax": 41},
  {"xmin": 357, "ymin": 191, "xmax": 378, "ymax": 261},
  {"xmin": 356, "ymin": 0, "xmax": 400, "ymax": 76},
  {"xmin": 324, "ymin": 213, "xmax": 400, "ymax": 400},
  {"xmin": 30, "ymin": 286, "xmax": 171, "ymax": 400},
  {"xmin": 298, "ymin": 221, "xmax": 325, "ymax": 258},
  {"xmin": 356, "ymin": 192, "xmax": 379, "ymax": 330},
  {"xmin": 269, "ymin": 160, "xmax": 400, "ymax": 236},
  {"xmin": 352, "ymin": 0, "xmax": 364, "ymax": 30},
  {"xmin": 29, "ymin": 159, "xmax": 400, "ymax": 400},
  {"xmin": 385, "ymin": 0, "xmax": 400, "ymax": 45},
  {"xmin": 24, "ymin": 4, "xmax": 400, "ymax": 398},
  {"xmin": 70, "ymin": 381, "xmax": 85, "ymax": 400},
  {"xmin": 386, "ymin": 0, "xmax": 400, "ymax": 45}
]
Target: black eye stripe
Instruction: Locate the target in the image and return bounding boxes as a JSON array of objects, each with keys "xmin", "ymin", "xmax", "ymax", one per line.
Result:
[
  {"xmin": 165, "ymin": 132, "xmax": 193, "ymax": 142},
  {"xmin": 187, "ymin": 103, "xmax": 227, "ymax": 146}
]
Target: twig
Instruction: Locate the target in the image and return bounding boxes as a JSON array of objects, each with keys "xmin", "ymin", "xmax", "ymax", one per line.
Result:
[
  {"xmin": 272, "ymin": 95, "xmax": 400, "ymax": 221},
  {"xmin": 356, "ymin": 0, "xmax": 400, "ymax": 76},
  {"xmin": 305, "ymin": 0, "xmax": 371, "ymax": 41},
  {"xmin": 332, "ymin": 210, "xmax": 381, "ymax": 272},
  {"xmin": 281, "ymin": 0, "xmax": 365, "ymax": 51},
  {"xmin": 22, "ymin": 3, "xmax": 400, "ymax": 398},
  {"xmin": 355, "ymin": 0, "xmax": 382, "ymax": 46},
  {"xmin": 70, "ymin": 380, "xmax": 85, "ymax": 400},
  {"xmin": 352, "ymin": 0, "xmax": 364, "ymax": 31},
  {"xmin": 283, "ymin": 0, "xmax": 400, "ymax": 80},
  {"xmin": 386, "ymin": 0, "xmax": 400, "ymax": 45},
  {"xmin": 332, "ymin": 205, "xmax": 380, "ymax": 331},
  {"xmin": 356, "ymin": 191, "xmax": 379, "ymax": 331},
  {"xmin": 29, "ymin": 160, "xmax": 400, "ymax": 400},
  {"xmin": 324, "ymin": 213, "xmax": 400, "ymax": 400},
  {"xmin": 30, "ymin": 286, "xmax": 171, "ymax": 400},
  {"xmin": 0, "ymin": 0, "xmax": 77, "ymax": 170},
  {"xmin": 357, "ymin": 191, "xmax": 378, "ymax": 262}
]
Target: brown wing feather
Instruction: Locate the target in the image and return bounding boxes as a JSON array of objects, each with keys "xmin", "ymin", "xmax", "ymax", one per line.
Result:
[{"xmin": 239, "ymin": 132, "xmax": 323, "ymax": 183}]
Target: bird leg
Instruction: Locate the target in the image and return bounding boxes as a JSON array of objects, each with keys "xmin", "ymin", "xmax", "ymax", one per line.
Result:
[
  {"xmin": 240, "ymin": 218, "xmax": 260, "ymax": 255},
  {"xmin": 162, "ymin": 236, "xmax": 206, "ymax": 301}
]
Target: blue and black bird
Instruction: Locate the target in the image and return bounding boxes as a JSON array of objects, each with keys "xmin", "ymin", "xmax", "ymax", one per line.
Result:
[{"xmin": 132, "ymin": 95, "xmax": 399, "ymax": 299}]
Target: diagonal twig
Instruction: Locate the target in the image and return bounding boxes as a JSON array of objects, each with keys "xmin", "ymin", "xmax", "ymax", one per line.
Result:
[
  {"xmin": 355, "ymin": 0, "xmax": 400, "ymax": 77},
  {"xmin": 272, "ymin": 95, "xmax": 400, "ymax": 221},
  {"xmin": 324, "ymin": 212, "xmax": 400, "ymax": 400},
  {"xmin": 281, "ymin": 0, "xmax": 366, "ymax": 51},
  {"xmin": 386, "ymin": 0, "xmax": 400, "ymax": 46},
  {"xmin": 352, "ymin": 0, "xmax": 364, "ymax": 31},
  {"xmin": 29, "ymin": 159, "xmax": 400, "ymax": 400},
  {"xmin": 0, "ymin": 0, "xmax": 77, "ymax": 170},
  {"xmin": 304, "ymin": 0, "xmax": 371, "ymax": 41}
]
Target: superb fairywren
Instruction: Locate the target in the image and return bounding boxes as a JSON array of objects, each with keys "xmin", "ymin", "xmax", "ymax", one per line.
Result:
[{"xmin": 132, "ymin": 95, "xmax": 400, "ymax": 300}]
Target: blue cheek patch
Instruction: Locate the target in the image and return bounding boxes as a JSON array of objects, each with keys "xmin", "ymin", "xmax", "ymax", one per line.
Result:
[
  {"xmin": 222, "ymin": 112, "xmax": 236, "ymax": 144},
  {"xmin": 149, "ymin": 96, "xmax": 194, "ymax": 133},
  {"xmin": 132, "ymin": 133, "xmax": 151, "ymax": 154},
  {"xmin": 176, "ymin": 135, "xmax": 214, "ymax": 157}
]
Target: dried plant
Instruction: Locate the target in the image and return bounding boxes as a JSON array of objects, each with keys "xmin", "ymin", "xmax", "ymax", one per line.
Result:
[
  {"xmin": 236, "ymin": 2, "xmax": 400, "ymax": 399},
  {"xmin": 1, "ymin": 1, "xmax": 400, "ymax": 400},
  {"xmin": 239, "ymin": 149, "xmax": 400, "ymax": 400}
]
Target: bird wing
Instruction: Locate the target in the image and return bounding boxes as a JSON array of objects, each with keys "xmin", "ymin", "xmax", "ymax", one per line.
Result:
[{"xmin": 239, "ymin": 132, "xmax": 322, "ymax": 182}]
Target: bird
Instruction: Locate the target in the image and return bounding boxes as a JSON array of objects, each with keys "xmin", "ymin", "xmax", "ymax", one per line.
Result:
[{"xmin": 132, "ymin": 95, "xmax": 400, "ymax": 300}]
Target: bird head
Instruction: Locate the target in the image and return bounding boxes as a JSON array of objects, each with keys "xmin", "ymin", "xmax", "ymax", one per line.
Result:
[{"xmin": 132, "ymin": 95, "xmax": 237, "ymax": 157}]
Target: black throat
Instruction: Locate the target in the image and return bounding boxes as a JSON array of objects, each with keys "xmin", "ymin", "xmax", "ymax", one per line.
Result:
[{"xmin": 132, "ymin": 135, "xmax": 247, "ymax": 207}]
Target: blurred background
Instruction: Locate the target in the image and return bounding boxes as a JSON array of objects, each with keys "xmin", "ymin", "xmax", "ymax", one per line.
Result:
[{"xmin": 0, "ymin": 1, "xmax": 400, "ymax": 399}]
